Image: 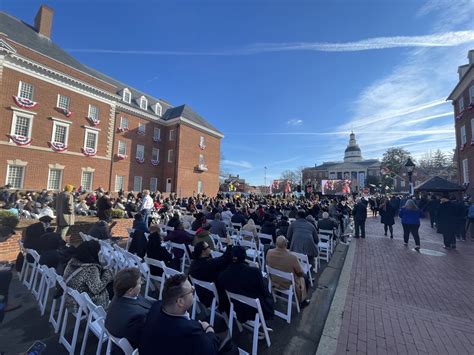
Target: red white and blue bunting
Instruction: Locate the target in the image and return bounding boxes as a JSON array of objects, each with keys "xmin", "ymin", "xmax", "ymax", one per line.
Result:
[
  {"xmin": 117, "ymin": 153, "xmax": 127, "ymax": 160},
  {"xmin": 117, "ymin": 127, "xmax": 129, "ymax": 133},
  {"xmin": 55, "ymin": 107, "xmax": 73, "ymax": 118},
  {"xmin": 137, "ymin": 129, "xmax": 145, "ymax": 136},
  {"xmin": 86, "ymin": 116, "xmax": 100, "ymax": 126},
  {"xmin": 153, "ymin": 136, "xmax": 161, "ymax": 143},
  {"xmin": 136, "ymin": 157, "xmax": 145, "ymax": 164},
  {"xmin": 199, "ymin": 143, "xmax": 206, "ymax": 150},
  {"xmin": 49, "ymin": 142, "xmax": 68, "ymax": 152},
  {"xmin": 456, "ymin": 104, "xmax": 474, "ymax": 120},
  {"xmin": 81, "ymin": 147, "xmax": 96, "ymax": 156},
  {"xmin": 151, "ymin": 159, "xmax": 160, "ymax": 166},
  {"xmin": 13, "ymin": 96, "xmax": 38, "ymax": 109},
  {"xmin": 9, "ymin": 134, "xmax": 32, "ymax": 146}
]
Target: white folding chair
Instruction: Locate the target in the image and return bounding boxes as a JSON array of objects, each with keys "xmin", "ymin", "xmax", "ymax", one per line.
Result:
[
  {"xmin": 36, "ymin": 266, "xmax": 56, "ymax": 315},
  {"xmin": 168, "ymin": 242, "xmax": 189, "ymax": 273},
  {"xmin": 232, "ymin": 222, "xmax": 242, "ymax": 231},
  {"xmin": 144, "ymin": 257, "xmax": 166, "ymax": 301},
  {"xmin": 105, "ymin": 329, "xmax": 134, "ymax": 355},
  {"xmin": 190, "ymin": 276, "xmax": 225, "ymax": 326},
  {"xmin": 257, "ymin": 233, "xmax": 274, "ymax": 245},
  {"xmin": 239, "ymin": 239, "xmax": 263, "ymax": 267},
  {"xmin": 80, "ymin": 293, "xmax": 108, "ymax": 355},
  {"xmin": 266, "ymin": 266, "xmax": 300, "ymax": 324},
  {"xmin": 163, "ymin": 264, "xmax": 183, "ymax": 278},
  {"xmin": 23, "ymin": 249, "xmax": 40, "ymax": 290},
  {"xmin": 49, "ymin": 275, "xmax": 67, "ymax": 333},
  {"xmin": 291, "ymin": 251, "xmax": 315, "ymax": 286},
  {"xmin": 59, "ymin": 290, "xmax": 88, "ymax": 355},
  {"xmin": 31, "ymin": 262, "xmax": 47, "ymax": 300},
  {"xmin": 227, "ymin": 291, "xmax": 271, "ymax": 355},
  {"xmin": 79, "ymin": 232, "xmax": 89, "ymax": 242},
  {"xmin": 318, "ymin": 229, "xmax": 334, "ymax": 263}
]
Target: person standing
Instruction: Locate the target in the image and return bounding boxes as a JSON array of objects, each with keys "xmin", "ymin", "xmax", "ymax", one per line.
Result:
[
  {"xmin": 55, "ymin": 184, "xmax": 75, "ymax": 241},
  {"xmin": 352, "ymin": 198, "xmax": 367, "ymax": 239},
  {"xmin": 399, "ymin": 199, "xmax": 422, "ymax": 251},
  {"xmin": 379, "ymin": 198, "xmax": 396, "ymax": 238},
  {"xmin": 436, "ymin": 197, "xmax": 457, "ymax": 249},
  {"xmin": 287, "ymin": 210, "xmax": 319, "ymax": 268},
  {"xmin": 140, "ymin": 190, "xmax": 154, "ymax": 228},
  {"xmin": 424, "ymin": 195, "xmax": 439, "ymax": 229}
]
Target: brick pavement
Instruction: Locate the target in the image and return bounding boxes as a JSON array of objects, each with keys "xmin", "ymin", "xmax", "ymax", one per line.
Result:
[{"xmin": 335, "ymin": 215, "xmax": 474, "ymax": 355}]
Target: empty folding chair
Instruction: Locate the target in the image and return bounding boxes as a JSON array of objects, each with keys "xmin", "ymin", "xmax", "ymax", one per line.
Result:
[
  {"xmin": 31, "ymin": 262, "xmax": 46, "ymax": 300},
  {"xmin": 80, "ymin": 293, "xmax": 108, "ymax": 355},
  {"xmin": 226, "ymin": 291, "xmax": 271, "ymax": 355},
  {"xmin": 23, "ymin": 249, "xmax": 40, "ymax": 290},
  {"xmin": 190, "ymin": 276, "xmax": 226, "ymax": 326},
  {"xmin": 266, "ymin": 266, "xmax": 300, "ymax": 324},
  {"xmin": 318, "ymin": 229, "xmax": 334, "ymax": 263},
  {"xmin": 105, "ymin": 328, "xmax": 134, "ymax": 355},
  {"xmin": 144, "ymin": 257, "xmax": 166, "ymax": 301},
  {"xmin": 37, "ymin": 266, "xmax": 57, "ymax": 315},
  {"xmin": 168, "ymin": 242, "xmax": 191, "ymax": 272},
  {"xmin": 59, "ymin": 290, "xmax": 88, "ymax": 355}
]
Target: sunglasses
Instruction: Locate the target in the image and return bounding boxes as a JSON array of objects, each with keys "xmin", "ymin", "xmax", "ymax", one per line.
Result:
[{"xmin": 179, "ymin": 286, "xmax": 195, "ymax": 298}]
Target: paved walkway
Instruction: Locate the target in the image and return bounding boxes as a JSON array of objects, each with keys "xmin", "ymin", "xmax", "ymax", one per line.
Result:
[{"xmin": 334, "ymin": 215, "xmax": 474, "ymax": 354}]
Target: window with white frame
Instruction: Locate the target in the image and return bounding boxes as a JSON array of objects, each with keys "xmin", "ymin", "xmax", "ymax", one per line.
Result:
[
  {"xmin": 11, "ymin": 112, "xmax": 33, "ymax": 138},
  {"xmin": 153, "ymin": 127, "xmax": 161, "ymax": 141},
  {"xmin": 169, "ymin": 129, "xmax": 176, "ymax": 141},
  {"xmin": 139, "ymin": 96, "xmax": 148, "ymax": 110},
  {"xmin": 400, "ymin": 180, "xmax": 405, "ymax": 188},
  {"xmin": 115, "ymin": 175, "xmax": 125, "ymax": 192},
  {"xmin": 199, "ymin": 154, "xmax": 205, "ymax": 166},
  {"xmin": 154, "ymin": 103, "xmax": 162, "ymax": 116},
  {"xmin": 51, "ymin": 121, "xmax": 70, "ymax": 145},
  {"xmin": 168, "ymin": 149, "xmax": 174, "ymax": 163},
  {"xmin": 200, "ymin": 136, "xmax": 205, "ymax": 147},
  {"xmin": 119, "ymin": 117, "xmax": 129, "ymax": 129},
  {"xmin": 136, "ymin": 144, "xmax": 145, "ymax": 159},
  {"xmin": 470, "ymin": 86, "xmax": 474, "ymax": 104},
  {"xmin": 471, "ymin": 119, "xmax": 474, "ymax": 143},
  {"xmin": 461, "ymin": 125, "xmax": 467, "ymax": 145},
  {"xmin": 118, "ymin": 141, "xmax": 126, "ymax": 155},
  {"xmin": 18, "ymin": 81, "xmax": 34, "ymax": 101},
  {"xmin": 197, "ymin": 180, "xmax": 203, "ymax": 194},
  {"xmin": 133, "ymin": 176, "xmax": 142, "ymax": 192},
  {"xmin": 463, "ymin": 159, "xmax": 469, "ymax": 184},
  {"xmin": 459, "ymin": 97, "xmax": 465, "ymax": 112},
  {"xmin": 47, "ymin": 168, "xmax": 62, "ymax": 190},
  {"xmin": 6, "ymin": 165, "xmax": 25, "ymax": 189},
  {"xmin": 88, "ymin": 105, "xmax": 99, "ymax": 120},
  {"xmin": 81, "ymin": 171, "xmax": 93, "ymax": 191},
  {"xmin": 138, "ymin": 123, "xmax": 146, "ymax": 134},
  {"xmin": 84, "ymin": 129, "xmax": 98, "ymax": 150},
  {"xmin": 57, "ymin": 94, "xmax": 70, "ymax": 110},
  {"xmin": 152, "ymin": 148, "xmax": 159, "ymax": 161},
  {"xmin": 123, "ymin": 88, "xmax": 131, "ymax": 104},
  {"xmin": 150, "ymin": 177, "xmax": 158, "ymax": 192}
]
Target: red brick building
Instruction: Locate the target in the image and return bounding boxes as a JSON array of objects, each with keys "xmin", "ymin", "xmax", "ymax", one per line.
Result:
[
  {"xmin": 448, "ymin": 50, "xmax": 474, "ymax": 196},
  {"xmin": 0, "ymin": 6, "xmax": 223, "ymax": 196}
]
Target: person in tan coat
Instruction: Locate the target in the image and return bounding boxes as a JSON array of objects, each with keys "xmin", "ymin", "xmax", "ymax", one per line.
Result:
[
  {"xmin": 266, "ymin": 236, "xmax": 309, "ymax": 306},
  {"xmin": 55, "ymin": 184, "xmax": 75, "ymax": 241}
]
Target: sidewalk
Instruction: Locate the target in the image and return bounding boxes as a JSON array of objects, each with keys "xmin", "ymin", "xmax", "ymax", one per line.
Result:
[{"xmin": 333, "ymin": 216, "xmax": 474, "ymax": 354}]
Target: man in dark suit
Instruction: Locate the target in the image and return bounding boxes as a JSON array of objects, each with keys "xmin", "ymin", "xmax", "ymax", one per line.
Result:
[
  {"xmin": 352, "ymin": 198, "xmax": 368, "ymax": 239},
  {"xmin": 139, "ymin": 274, "xmax": 220, "ymax": 355},
  {"xmin": 105, "ymin": 268, "xmax": 152, "ymax": 350},
  {"xmin": 218, "ymin": 246, "xmax": 274, "ymax": 323}
]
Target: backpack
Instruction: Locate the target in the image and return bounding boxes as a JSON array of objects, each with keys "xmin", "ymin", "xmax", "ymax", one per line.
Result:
[{"xmin": 468, "ymin": 204, "xmax": 474, "ymax": 219}]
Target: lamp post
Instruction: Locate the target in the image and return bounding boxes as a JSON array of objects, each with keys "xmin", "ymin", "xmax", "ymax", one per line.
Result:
[{"xmin": 405, "ymin": 158, "xmax": 416, "ymax": 196}]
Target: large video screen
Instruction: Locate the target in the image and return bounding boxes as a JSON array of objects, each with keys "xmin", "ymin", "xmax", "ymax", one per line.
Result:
[{"xmin": 321, "ymin": 179, "xmax": 351, "ymax": 195}]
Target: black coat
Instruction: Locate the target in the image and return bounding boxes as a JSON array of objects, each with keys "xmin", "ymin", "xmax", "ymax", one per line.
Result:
[
  {"xmin": 352, "ymin": 202, "xmax": 367, "ymax": 222},
  {"xmin": 105, "ymin": 295, "xmax": 153, "ymax": 349},
  {"xmin": 23, "ymin": 222, "xmax": 48, "ymax": 250},
  {"xmin": 129, "ymin": 230, "xmax": 148, "ymax": 259},
  {"xmin": 218, "ymin": 262, "xmax": 274, "ymax": 323},
  {"xmin": 146, "ymin": 232, "xmax": 173, "ymax": 276},
  {"xmin": 436, "ymin": 201, "xmax": 457, "ymax": 234},
  {"xmin": 379, "ymin": 204, "xmax": 396, "ymax": 226},
  {"xmin": 139, "ymin": 304, "xmax": 220, "ymax": 355}
]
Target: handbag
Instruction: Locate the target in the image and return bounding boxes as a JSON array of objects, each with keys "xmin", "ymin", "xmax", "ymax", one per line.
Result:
[{"xmin": 53, "ymin": 266, "xmax": 84, "ymax": 299}]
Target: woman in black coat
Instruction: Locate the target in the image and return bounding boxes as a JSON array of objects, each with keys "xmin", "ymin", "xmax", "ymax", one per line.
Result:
[{"xmin": 379, "ymin": 198, "xmax": 396, "ymax": 238}]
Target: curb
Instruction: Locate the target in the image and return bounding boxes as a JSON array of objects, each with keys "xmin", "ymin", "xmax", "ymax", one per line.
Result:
[{"xmin": 315, "ymin": 239, "xmax": 356, "ymax": 355}]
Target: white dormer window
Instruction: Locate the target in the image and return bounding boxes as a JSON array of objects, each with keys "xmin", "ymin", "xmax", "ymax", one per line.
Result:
[
  {"xmin": 123, "ymin": 88, "xmax": 131, "ymax": 104},
  {"xmin": 139, "ymin": 96, "xmax": 148, "ymax": 110},
  {"xmin": 154, "ymin": 102, "xmax": 162, "ymax": 116}
]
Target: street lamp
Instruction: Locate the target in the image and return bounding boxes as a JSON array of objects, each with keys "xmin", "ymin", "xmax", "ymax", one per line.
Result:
[{"xmin": 405, "ymin": 158, "xmax": 416, "ymax": 196}]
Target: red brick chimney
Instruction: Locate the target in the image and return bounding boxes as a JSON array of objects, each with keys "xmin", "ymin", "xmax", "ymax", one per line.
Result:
[{"xmin": 34, "ymin": 5, "xmax": 54, "ymax": 38}]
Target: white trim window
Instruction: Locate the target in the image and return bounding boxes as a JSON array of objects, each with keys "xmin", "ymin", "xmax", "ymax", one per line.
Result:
[
  {"xmin": 84, "ymin": 128, "xmax": 98, "ymax": 150},
  {"xmin": 153, "ymin": 127, "xmax": 161, "ymax": 141},
  {"xmin": 133, "ymin": 176, "xmax": 143, "ymax": 192},
  {"xmin": 168, "ymin": 149, "xmax": 174, "ymax": 163},
  {"xmin": 123, "ymin": 88, "xmax": 131, "ymax": 104},
  {"xmin": 152, "ymin": 148, "xmax": 159, "ymax": 161},
  {"xmin": 199, "ymin": 136, "xmax": 206, "ymax": 149},
  {"xmin": 463, "ymin": 159, "xmax": 469, "ymax": 184},
  {"xmin": 18, "ymin": 81, "xmax": 34, "ymax": 101},
  {"xmin": 11, "ymin": 111, "xmax": 34, "ymax": 138},
  {"xmin": 115, "ymin": 175, "xmax": 125, "ymax": 192},
  {"xmin": 199, "ymin": 154, "xmax": 205, "ymax": 166},
  {"xmin": 197, "ymin": 180, "xmax": 203, "ymax": 194},
  {"xmin": 57, "ymin": 94, "xmax": 70, "ymax": 110},
  {"xmin": 51, "ymin": 120, "xmax": 70, "ymax": 145},
  {"xmin": 118, "ymin": 140, "xmax": 127, "ymax": 155},
  {"xmin": 139, "ymin": 96, "xmax": 148, "ymax": 110},
  {"xmin": 136, "ymin": 144, "xmax": 145, "ymax": 160},
  {"xmin": 6, "ymin": 165, "xmax": 25, "ymax": 189},
  {"xmin": 461, "ymin": 125, "xmax": 467, "ymax": 145},
  {"xmin": 88, "ymin": 105, "xmax": 99, "ymax": 120},
  {"xmin": 119, "ymin": 117, "xmax": 129, "ymax": 130},
  {"xmin": 47, "ymin": 168, "xmax": 63, "ymax": 190},
  {"xmin": 459, "ymin": 97, "xmax": 465, "ymax": 112},
  {"xmin": 138, "ymin": 123, "xmax": 146, "ymax": 134},
  {"xmin": 154, "ymin": 102, "xmax": 162, "ymax": 116},
  {"xmin": 169, "ymin": 129, "xmax": 176, "ymax": 141},
  {"xmin": 81, "ymin": 171, "xmax": 93, "ymax": 191},
  {"xmin": 470, "ymin": 86, "xmax": 474, "ymax": 104},
  {"xmin": 150, "ymin": 177, "xmax": 158, "ymax": 192}
]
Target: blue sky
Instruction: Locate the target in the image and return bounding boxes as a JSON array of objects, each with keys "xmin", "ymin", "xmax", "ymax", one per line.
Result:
[{"xmin": 2, "ymin": 0, "xmax": 473, "ymax": 185}]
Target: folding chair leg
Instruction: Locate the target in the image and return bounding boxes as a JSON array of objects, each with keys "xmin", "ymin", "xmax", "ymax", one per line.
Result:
[{"xmin": 252, "ymin": 315, "xmax": 260, "ymax": 355}]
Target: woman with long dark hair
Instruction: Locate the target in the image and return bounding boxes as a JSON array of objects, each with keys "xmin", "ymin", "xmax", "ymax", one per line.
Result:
[
  {"xmin": 379, "ymin": 198, "xmax": 396, "ymax": 238},
  {"xmin": 399, "ymin": 199, "xmax": 423, "ymax": 251}
]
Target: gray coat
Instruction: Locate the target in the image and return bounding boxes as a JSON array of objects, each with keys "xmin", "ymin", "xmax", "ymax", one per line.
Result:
[
  {"xmin": 287, "ymin": 218, "xmax": 319, "ymax": 257},
  {"xmin": 209, "ymin": 219, "xmax": 227, "ymax": 238},
  {"xmin": 56, "ymin": 191, "xmax": 75, "ymax": 227}
]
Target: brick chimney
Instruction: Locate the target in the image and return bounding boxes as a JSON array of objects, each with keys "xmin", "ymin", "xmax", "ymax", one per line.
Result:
[{"xmin": 34, "ymin": 5, "xmax": 54, "ymax": 39}]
